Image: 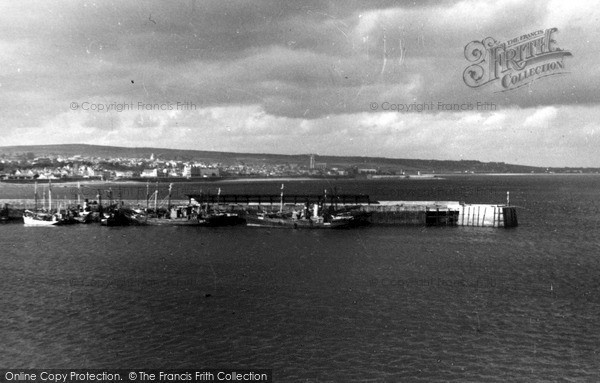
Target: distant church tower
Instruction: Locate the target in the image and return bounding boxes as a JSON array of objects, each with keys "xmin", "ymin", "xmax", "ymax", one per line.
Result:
[
  {"xmin": 309, "ymin": 154, "xmax": 315, "ymax": 170},
  {"xmin": 150, "ymin": 153, "xmax": 154, "ymax": 161}
]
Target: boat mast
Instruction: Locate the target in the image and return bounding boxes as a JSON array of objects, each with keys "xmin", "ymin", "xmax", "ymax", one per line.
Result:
[
  {"xmin": 280, "ymin": 183, "xmax": 284, "ymax": 213},
  {"xmin": 34, "ymin": 181, "xmax": 38, "ymax": 210},
  {"xmin": 77, "ymin": 182, "xmax": 81, "ymax": 206},
  {"xmin": 167, "ymin": 183, "xmax": 172, "ymax": 213},
  {"xmin": 145, "ymin": 180, "xmax": 150, "ymax": 214},
  {"xmin": 48, "ymin": 180, "xmax": 52, "ymax": 212},
  {"xmin": 97, "ymin": 189, "xmax": 102, "ymax": 214},
  {"xmin": 154, "ymin": 182, "xmax": 158, "ymax": 214}
]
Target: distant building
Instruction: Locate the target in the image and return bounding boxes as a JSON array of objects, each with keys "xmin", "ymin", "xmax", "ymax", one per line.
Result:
[
  {"xmin": 141, "ymin": 169, "xmax": 158, "ymax": 178},
  {"xmin": 200, "ymin": 168, "xmax": 220, "ymax": 178},
  {"xmin": 115, "ymin": 171, "xmax": 134, "ymax": 179},
  {"xmin": 357, "ymin": 168, "xmax": 377, "ymax": 174},
  {"xmin": 182, "ymin": 165, "xmax": 193, "ymax": 178},
  {"xmin": 183, "ymin": 166, "xmax": 220, "ymax": 178},
  {"xmin": 4, "ymin": 170, "xmax": 35, "ymax": 180},
  {"xmin": 37, "ymin": 173, "xmax": 59, "ymax": 180},
  {"xmin": 314, "ymin": 162, "xmax": 327, "ymax": 170}
]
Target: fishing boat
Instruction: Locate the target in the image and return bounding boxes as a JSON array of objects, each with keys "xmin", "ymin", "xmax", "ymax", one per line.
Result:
[
  {"xmin": 22, "ymin": 181, "xmax": 67, "ymax": 226},
  {"xmin": 245, "ymin": 199, "xmax": 355, "ymax": 229},
  {"xmin": 145, "ymin": 186, "xmax": 245, "ymax": 227},
  {"xmin": 101, "ymin": 207, "xmax": 145, "ymax": 226},
  {"xmin": 244, "ymin": 184, "xmax": 357, "ymax": 229},
  {"xmin": 143, "ymin": 206, "xmax": 245, "ymax": 227},
  {"xmin": 200, "ymin": 209, "xmax": 246, "ymax": 226},
  {"xmin": 144, "ymin": 205, "xmax": 204, "ymax": 226},
  {"xmin": 245, "ymin": 208, "xmax": 353, "ymax": 229},
  {"xmin": 23, "ymin": 210, "xmax": 61, "ymax": 226},
  {"xmin": 141, "ymin": 183, "xmax": 203, "ymax": 226},
  {"xmin": 197, "ymin": 188, "xmax": 246, "ymax": 226}
]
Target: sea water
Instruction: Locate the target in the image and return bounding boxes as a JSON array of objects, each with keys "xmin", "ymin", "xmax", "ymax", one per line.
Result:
[{"xmin": 1, "ymin": 175, "xmax": 600, "ymax": 382}]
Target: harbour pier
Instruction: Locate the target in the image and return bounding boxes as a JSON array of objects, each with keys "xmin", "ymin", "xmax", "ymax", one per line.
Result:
[
  {"xmin": 187, "ymin": 194, "xmax": 518, "ymax": 228},
  {"xmin": 0, "ymin": 192, "xmax": 518, "ymax": 228}
]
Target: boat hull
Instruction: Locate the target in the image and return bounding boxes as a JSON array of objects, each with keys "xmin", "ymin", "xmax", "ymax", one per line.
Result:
[
  {"xmin": 202, "ymin": 213, "xmax": 246, "ymax": 227},
  {"xmin": 143, "ymin": 213, "xmax": 245, "ymax": 227},
  {"xmin": 23, "ymin": 214, "xmax": 60, "ymax": 226},
  {"xmin": 245, "ymin": 215, "xmax": 351, "ymax": 229},
  {"xmin": 144, "ymin": 217, "xmax": 205, "ymax": 226}
]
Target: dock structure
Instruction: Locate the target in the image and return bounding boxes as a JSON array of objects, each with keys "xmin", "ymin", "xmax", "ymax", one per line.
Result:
[
  {"xmin": 187, "ymin": 193, "xmax": 372, "ymax": 205},
  {"xmin": 359, "ymin": 201, "xmax": 518, "ymax": 228},
  {"xmin": 186, "ymin": 194, "xmax": 518, "ymax": 228},
  {"xmin": 457, "ymin": 203, "xmax": 518, "ymax": 228}
]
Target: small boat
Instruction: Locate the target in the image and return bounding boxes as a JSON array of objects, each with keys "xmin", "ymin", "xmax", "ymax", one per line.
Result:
[
  {"xmin": 329, "ymin": 206, "xmax": 372, "ymax": 226},
  {"xmin": 23, "ymin": 210, "xmax": 62, "ymax": 226}
]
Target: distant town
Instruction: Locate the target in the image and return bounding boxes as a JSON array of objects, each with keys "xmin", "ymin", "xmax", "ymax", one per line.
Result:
[
  {"xmin": 0, "ymin": 152, "xmax": 375, "ymax": 182},
  {"xmin": 0, "ymin": 144, "xmax": 596, "ymax": 182}
]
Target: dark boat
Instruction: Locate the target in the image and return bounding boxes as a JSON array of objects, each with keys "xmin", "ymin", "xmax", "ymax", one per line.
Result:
[
  {"xmin": 143, "ymin": 204, "xmax": 245, "ymax": 227},
  {"xmin": 245, "ymin": 203, "xmax": 355, "ymax": 229},
  {"xmin": 245, "ymin": 212, "xmax": 353, "ymax": 229},
  {"xmin": 200, "ymin": 210, "xmax": 246, "ymax": 227},
  {"xmin": 144, "ymin": 206, "xmax": 203, "ymax": 226},
  {"xmin": 101, "ymin": 207, "xmax": 144, "ymax": 226},
  {"xmin": 0, "ymin": 203, "xmax": 11, "ymax": 223},
  {"xmin": 244, "ymin": 185, "xmax": 360, "ymax": 229}
]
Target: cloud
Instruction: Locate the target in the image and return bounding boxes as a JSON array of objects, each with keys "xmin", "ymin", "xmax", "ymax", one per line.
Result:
[
  {"xmin": 0, "ymin": 0, "xmax": 598, "ymax": 166},
  {"xmin": 523, "ymin": 107, "xmax": 558, "ymax": 129}
]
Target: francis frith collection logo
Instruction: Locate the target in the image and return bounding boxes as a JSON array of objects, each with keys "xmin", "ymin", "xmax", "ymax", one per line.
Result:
[{"xmin": 463, "ymin": 28, "xmax": 572, "ymax": 91}]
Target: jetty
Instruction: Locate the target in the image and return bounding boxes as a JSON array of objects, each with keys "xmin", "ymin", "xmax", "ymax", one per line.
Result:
[
  {"xmin": 187, "ymin": 194, "xmax": 518, "ymax": 228},
  {"xmin": 0, "ymin": 187, "xmax": 518, "ymax": 228}
]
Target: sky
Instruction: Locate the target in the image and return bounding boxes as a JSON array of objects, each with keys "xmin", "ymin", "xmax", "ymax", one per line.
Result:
[{"xmin": 0, "ymin": 0, "xmax": 598, "ymax": 167}]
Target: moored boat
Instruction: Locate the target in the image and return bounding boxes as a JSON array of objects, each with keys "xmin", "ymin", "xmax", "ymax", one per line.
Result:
[
  {"xmin": 23, "ymin": 210, "xmax": 61, "ymax": 226},
  {"xmin": 200, "ymin": 210, "xmax": 246, "ymax": 227},
  {"xmin": 100, "ymin": 207, "xmax": 145, "ymax": 226},
  {"xmin": 144, "ymin": 206, "xmax": 203, "ymax": 226},
  {"xmin": 144, "ymin": 205, "xmax": 246, "ymax": 227},
  {"xmin": 245, "ymin": 211, "xmax": 353, "ymax": 229},
  {"xmin": 0, "ymin": 203, "xmax": 11, "ymax": 223},
  {"xmin": 245, "ymin": 202, "xmax": 354, "ymax": 229}
]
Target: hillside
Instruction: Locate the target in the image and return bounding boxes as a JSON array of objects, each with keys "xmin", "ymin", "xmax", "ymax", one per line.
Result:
[{"xmin": 0, "ymin": 144, "xmax": 596, "ymax": 174}]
